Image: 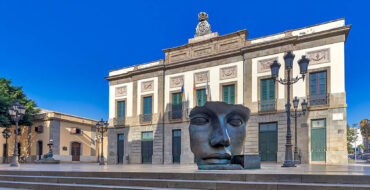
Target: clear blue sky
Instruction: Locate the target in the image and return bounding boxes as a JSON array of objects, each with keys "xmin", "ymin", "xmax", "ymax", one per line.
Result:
[{"xmin": 0, "ymin": 0, "xmax": 369, "ymax": 125}]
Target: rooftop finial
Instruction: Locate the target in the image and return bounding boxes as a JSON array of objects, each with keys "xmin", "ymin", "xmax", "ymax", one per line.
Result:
[{"xmin": 195, "ymin": 12, "xmax": 212, "ymax": 37}]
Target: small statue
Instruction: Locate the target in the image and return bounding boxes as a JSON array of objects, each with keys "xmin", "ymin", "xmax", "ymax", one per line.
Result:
[
  {"xmin": 195, "ymin": 12, "xmax": 212, "ymax": 37},
  {"xmin": 42, "ymin": 139, "xmax": 55, "ymax": 160},
  {"xmin": 189, "ymin": 102, "xmax": 259, "ymax": 170}
]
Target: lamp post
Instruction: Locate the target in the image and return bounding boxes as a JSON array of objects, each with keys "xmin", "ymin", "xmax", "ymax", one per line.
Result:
[
  {"xmin": 2, "ymin": 128, "xmax": 11, "ymax": 163},
  {"xmin": 270, "ymin": 52, "xmax": 309, "ymax": 167},
  {"xmin": 8, "ymin": 102, "xmax": 26, "ymax": 167},
  {"xmin": 292, "ymin": 97, "xmax": 307, "ymax": 164},
  {"xmin": 96, "ymin": 119, "xmax": 108, "ymax": 165}
]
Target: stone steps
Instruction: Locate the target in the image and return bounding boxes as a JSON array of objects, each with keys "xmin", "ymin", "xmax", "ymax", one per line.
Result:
[{"xmin": 0, "ymin": 171, "xmax": 369, "ymax": 190}]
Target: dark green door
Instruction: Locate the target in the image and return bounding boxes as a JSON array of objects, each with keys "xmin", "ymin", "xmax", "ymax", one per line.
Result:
[
  {"xmin": 259, "ymin": 123, "xmax": 277, "ymax": 161},
  {"xmin": 172, "ymin": 93, "xmax": 182, "ymax": 119},
  {"xmin": 117, "ymin": 134, "xmax": 124, "ymax": 164},
  {"xmin": 222, "ymin": 85, "xmax": 235, "ymax": 104},
  {"xmin": 196, "ymin": 89, "xmax": 207, "ymax": 106},
  {"xmin": 141, "ymin": 132, "xmax": 153, "ymax": 163},
  {"xmin": 172, "ymin": 130, "xmax": 181, "ymax": 163},
  {"xmin": 311, "ymin": 119, "xmax": 326, "ymax": 161}
]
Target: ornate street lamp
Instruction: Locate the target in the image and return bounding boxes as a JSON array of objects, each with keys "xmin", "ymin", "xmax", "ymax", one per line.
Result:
[
  {"xmin": 8, "ymin": 102, "xmax": 26, "ymax": 167},
  {"xmin": 2, "ymin": 128, "xmax": 11, "ymax": 163},
  {"xmin": 270, "ymin": 52, "xmax": 309, "ymax": 167},
  {"xmin": 292, "ymin": 97, "xmax": 308, "ymax": 164},
  {"xmin": 96, "ymin": 119, "xmax": 108, "ymax": 165}
]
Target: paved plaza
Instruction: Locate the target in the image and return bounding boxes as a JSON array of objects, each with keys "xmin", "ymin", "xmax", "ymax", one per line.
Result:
[{"xmin": 0, "ymin": 162, "xmax": 369, "ymax": 175}]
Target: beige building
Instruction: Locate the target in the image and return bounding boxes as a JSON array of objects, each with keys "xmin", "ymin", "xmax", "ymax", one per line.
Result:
[
  {"xmin": 106, "ymin": 13, "xmax": 350, "ymax": 165},
  {"xmin": 0, "ymin": 109, "xmax": 105, "ymax": 163}
]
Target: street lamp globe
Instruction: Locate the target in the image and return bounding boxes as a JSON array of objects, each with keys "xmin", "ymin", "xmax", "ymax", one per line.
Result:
[
  {"xmin": 293, "ymin": 96, "xmax": 299, "ymax": 109},
  {"xmin": 284, "ymin": 52, "xmax": 295, "ymax": 69},
  {"xmin": 270, "ymin": 60, "xmax": 281, "ymax": 78},
  {"xmin": 301, "ymin": 99, "xmax": 308, "ymax": 112},
  {"xmin": 298, "ymin": 55, "xmax": 310, "ymax": 75}
]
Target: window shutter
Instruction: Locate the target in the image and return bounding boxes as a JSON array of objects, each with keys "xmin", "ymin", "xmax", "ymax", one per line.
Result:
[
  {"xmin": 230, "ymin": 85, "xmax": 235, "ymax": 104},
  {"xmin": 223, "ymin": 86, "xmax": 229, "ymax": 103}
]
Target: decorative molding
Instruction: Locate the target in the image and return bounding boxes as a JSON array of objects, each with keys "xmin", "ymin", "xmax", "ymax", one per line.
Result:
[
  {"xmin": 193, "ymin": 47, "xmax": 212, "ymax": 57},
  {"xmin": 194, "ymin": 71, "xmax": 209, "ymax": 84},
  {"xmin": 115, "ymin": 86, "xmax": 127, "ymax": 97},
  {"xmin": 170, "ymin": 76, "xmax": 184, "ymax": 88},
  {"xmin": 141, "ymin": 80, "xmax": 154, "ymax": 92},
  {"xmin": 257, "ymin": 57, "xmax": 278, "ymax": 73},
  {"xmin": 220, "ymin": 66, "xmax": 237, "ymax": 80},
  {"xmin": 306, "ymin": 48, "xmax": 330, "ymax": 65},
  {"xmin": 170, "ymin": 52, "xmax": 187, "ymax": 62},
  {"xmin": 219, "ymin": 40, "xmax": 239, "ymax": 51}
]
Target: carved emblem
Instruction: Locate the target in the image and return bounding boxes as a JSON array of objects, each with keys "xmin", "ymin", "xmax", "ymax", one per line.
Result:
[
  {"xmin": 194, "ymin": 71, "xmax": 209, "ymax": 84},
  {"xmin": 306, "ymin": 48, "xmax": 330, "ymax": 65},
  {"xmin": 258, "ymin": 57, "xmax": 278, "ymax": 73},
  {"xmin": 141, "ymin": 80, "xmax": 154, "ymax": 92},
  {"xmin": 170, "ymin": 76, "xmax": 184, "ymax": 88},
  {"xmin": 115, "ymin": 86, "xmax": 127, "ymax": 97},
  {"xmin": 220, "ymin": 66, "xmax": 237, "ymax": 80},
  {"xmin": 195, "ymin": 12, "xmax": 212, "ymax": 37}
]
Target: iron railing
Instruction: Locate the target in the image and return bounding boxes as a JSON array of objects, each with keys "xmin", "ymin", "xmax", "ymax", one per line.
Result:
[
  {"xmin": 113, "ymin": 117, "xmax": 125, "ymax": 126},
  {"xmin": 308, "ymin": 94, "xmax": 329, "ymax": 106},
  {"xmin": 258, "ymin": 99, "xmax": 277, "ymax": 112},
  {"xmin": 140, "ymin": 114, "xmax": 152, "ymax": 123},
  {"xmin": 168, "ymin": 109, "xmax": 183, "ymax": 120}
]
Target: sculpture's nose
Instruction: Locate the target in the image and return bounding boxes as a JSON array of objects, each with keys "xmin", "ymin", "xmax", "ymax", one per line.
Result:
[{"xmin": 210, "ymin": 119, "xmax": 231, "ymax": 147}]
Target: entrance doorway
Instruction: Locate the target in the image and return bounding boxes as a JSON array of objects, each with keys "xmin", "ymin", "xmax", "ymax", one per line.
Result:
[
  {"xmin": 141, "ymin": 132, "xmax": 153, "ymax": 163},
  {"xmin": 311, "ymin": 119, "xmax": 326, "ymax": 161},
  {"xmin": 71, "ymin": 142, "xmax": 81, "ymax": 161},
  {"xmin": 2, "ymin": 144, "xmax": 7, "ymax": 163},
  {"xmin": 37, "ymin": 141, "xmax": 43, "ymax": 160},
  {"xmin": 259, "ymin": 122, "xmax": 277, "ymax": 162},
  {"xmin": 172, "ymin": 130, "xmax": 181, "ymax": 163},
  {"xmin": 117, "ymin": 134, "xmax": 125, "ymax": 164}
]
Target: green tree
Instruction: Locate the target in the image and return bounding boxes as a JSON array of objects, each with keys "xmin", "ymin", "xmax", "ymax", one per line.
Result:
[
  {"xmin": 358, "ymin": 144, "xmax": 365, "ymax": 150},
  {"xmin": 360, "ymin": 119, "xmax": 369, "ymax": 152},
  {"xmin": 347, "ymin": 124, "xmax": 356, "ymax": 153},
  {"xmin": 0, "ymin": 77, "xmax": 40, "ymax": 127}
]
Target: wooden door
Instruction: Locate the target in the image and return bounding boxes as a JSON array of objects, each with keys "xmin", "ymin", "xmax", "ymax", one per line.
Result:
[
  {"xmin": 141, "ymin": 132, "xmax": 153, "ymax": 163},
  {"xmin": 117, "ymin": 134, "xmax": 124, "ymax": 164},
  {"xmin": 172, "ymin": 130, "xmax": 181, "ymax": 163},
  {"xmin": 71, "ymin": 142, "xmax": 81, "ymax": 161},
  {"xmin": 37, "ymin": 141, "xmax": 43, "ymax": 160},
  {"xmin": 311, "ymin": 119, "xmax": 326, "ymax": 161},
  {"xmin": 259, "ymin": 123, "xmax": 277, "ymax": 162}
]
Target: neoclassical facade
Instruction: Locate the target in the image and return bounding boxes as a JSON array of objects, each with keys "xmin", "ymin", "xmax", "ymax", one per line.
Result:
[{"xmin": 106, "ymin": 13, "xmax": 351, "ymax": 165}]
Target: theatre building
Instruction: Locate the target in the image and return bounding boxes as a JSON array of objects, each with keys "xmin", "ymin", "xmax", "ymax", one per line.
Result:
[{"xmin": 106, "ymin": 13, "xmax": 350, "ymax": 165}]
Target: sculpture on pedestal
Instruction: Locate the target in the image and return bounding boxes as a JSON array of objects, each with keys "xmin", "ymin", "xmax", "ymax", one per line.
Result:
[{"xmin": 189, "ymin": 102, "xmax": 260, "ymax": 170}]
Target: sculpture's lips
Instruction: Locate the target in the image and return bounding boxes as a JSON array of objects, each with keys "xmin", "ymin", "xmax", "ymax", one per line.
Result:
[{"xmin": 203, "ymin": 153, "xmax": 232, "ymax": 160}]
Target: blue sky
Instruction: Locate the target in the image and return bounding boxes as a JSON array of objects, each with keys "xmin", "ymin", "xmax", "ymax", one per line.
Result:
[{"xmin": 0, "ymin": 0, "xmax": 369, "ymax": 125}]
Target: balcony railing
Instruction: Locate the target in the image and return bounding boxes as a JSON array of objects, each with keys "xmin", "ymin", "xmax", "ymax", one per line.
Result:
[
  {"xmin": 308, "ymin": 94, "xmax": 329, "ymax": 106},
  {"xmin": 258, "ymin": 99, "xmax": 276, "ymax": 112},
  {"xmin": 168, "ymin": 109, "xmax": 183, "ymax": 120},
  {"xmin": 140, "ymin": 113, "xmax": 152, "ymax": 123},
  {"xmin": 113, "ymin": 117, "xmax": 125, "ymax": 126}
]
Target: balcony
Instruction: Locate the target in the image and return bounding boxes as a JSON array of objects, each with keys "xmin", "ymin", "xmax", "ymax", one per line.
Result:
[
  {"xmin": 258, "ymin": 99, "xmax": 276, "ymax": 112},
  {"xmin": 140, "ymin": 113, "xmax": 152, "ymax": 123},
  {"xmin": 113, "ymin": 117, "xmax": 125, "ymax": 127},
  {"xmin": 308, "ymin": 94, "xmax": 329, "ymax": 107},
  {"xmin": 168, "ymin": 109, "xmax": 183, "ymax": 120}
]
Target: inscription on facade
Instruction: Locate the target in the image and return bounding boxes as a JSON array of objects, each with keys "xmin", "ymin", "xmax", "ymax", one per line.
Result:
[
  {"xmin": 141, "ymin": 80, "xmax": 154, "ymax": 92},
  {"xmin": 220, "ymin": 66, "xmax": 237, "ymax": 80},
  {"xmin": 115, "ymin": 86, "xmax": 127, "ymax": 97},
  {"xmin": 170, "ymin": 76, "xmax": 184, "ymax": 88},
  {"xmin": 258, "ymin": 57, "xmax": 277, "ymax": 73},
  {"xmin": 306, "ymin": 48, "xmax": 330, "ymax": 65},
  {"xmin": 194, "ymin": 71, "xmax": 209, "ymax": 84}
]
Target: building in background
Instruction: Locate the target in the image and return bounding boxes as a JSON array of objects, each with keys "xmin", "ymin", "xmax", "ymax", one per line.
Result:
[
  {"xmin": 106, "ymin": 13, "xmax": 351, "ymax": 165},
  {"xmin": 0, "ymin": 109, "xmax": 103, "ymax": 163}
]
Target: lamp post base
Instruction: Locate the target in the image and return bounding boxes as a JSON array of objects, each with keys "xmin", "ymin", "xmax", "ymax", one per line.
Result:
[
  {"xmin": 282, "ymin": 160, "xmax": 296, "ymax": 167},
  {"xmin": 99, "ymin": 156, "xmax": 105, "ymax": 165},
  {"xmin": 10, "ymin": 157, "xmax": 19, "ymax": 167}
]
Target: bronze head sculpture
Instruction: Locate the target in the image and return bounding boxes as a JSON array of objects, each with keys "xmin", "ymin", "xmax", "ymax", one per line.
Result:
[{"xmin": 189, "ymin": 101, "xmax": 250, "ymax": 169}]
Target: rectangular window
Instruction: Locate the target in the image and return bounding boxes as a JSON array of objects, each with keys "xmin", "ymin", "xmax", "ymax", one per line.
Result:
[
  {"xmin": 309, "ymin": 71, "xmax": 327, "ymax": 106},
  {"xmin": 196, "ymin": 89, "xmax": 207, "ymax": 106},
  {"xmin": 222, "ymin": 84, "xmax": 235, "ymax": 104},
  {"xmin": 142, "ymin": 96, "xmax": 152, "ymax": 122},
  {"xmin": 260, "ymin": 78, "xmax": 276, "ymax": 111},
  {"xmin": 117, "ymin": 101, "xmax": 125, "ymax": 118},
  {"xmin": 171, "ymin": 93, "xmax": 182, "ymax": 120}
]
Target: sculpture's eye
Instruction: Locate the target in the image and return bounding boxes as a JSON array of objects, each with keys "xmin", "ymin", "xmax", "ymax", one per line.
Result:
[
  {"xmin": 190, "ymin": 117, "xmax": 209, "ymax": 125},
  {"xmin": 228, "ymin": 119, "xmax": 243, "ymax": 127}
]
